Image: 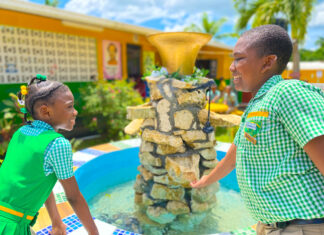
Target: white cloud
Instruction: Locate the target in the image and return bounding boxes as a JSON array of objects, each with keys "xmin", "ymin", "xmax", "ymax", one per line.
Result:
[
  {"xmin": 64, "ymin": 0, "xmax": 236, "ymax": 25},
  {"xmin": 163, "ymin": 12, "xmax": 203, "ymax": 32},
  {"xmin": 310, "ymin": 2, "xmax": 324, "ymax": 27},
  {"xmin": 63, "ymin": 0, "xmax": 323, "ymax": 49}
]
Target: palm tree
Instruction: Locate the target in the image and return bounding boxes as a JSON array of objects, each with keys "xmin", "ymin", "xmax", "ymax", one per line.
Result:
[
  {"xmin": 234, "ymin": 0, "xmax": 316, "ymax": 78},
  {"xmin": 45, "ymin": 0, "xmax": 59, "ymax": 7},
  {"xmin": 184, "ymin": 12, "xmax": 237, "ymax": 40},
  {"xmin": 315, "ymin": 37, "xmax": 324, "ymax": 49}
]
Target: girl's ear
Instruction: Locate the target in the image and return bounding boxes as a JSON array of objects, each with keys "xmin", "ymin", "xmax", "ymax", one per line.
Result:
[
  {"xmin": 38, "ymin": 104, "xmax": 50, "ymax": 119},
  {"xmin": 261, "ymin": 55, "xmax": 277, "ymax": 73}
]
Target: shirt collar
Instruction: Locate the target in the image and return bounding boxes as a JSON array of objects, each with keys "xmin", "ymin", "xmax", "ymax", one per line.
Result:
[
  {"xmin": 31, "ymin": 120, "xmax": 55, "ymax": 131},
  {"xmin": 253, "ymin": 75, "xmax": 283, "ymax": 100}
]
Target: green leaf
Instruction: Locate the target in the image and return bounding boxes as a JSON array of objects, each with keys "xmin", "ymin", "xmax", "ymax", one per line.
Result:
[
  {"xmin": 4, "ymin": 112, "xmax": 15, "ymax": 119},
  {"xmin": 2, "ymin": 100, "xmax": 14, "ymax": 107}
]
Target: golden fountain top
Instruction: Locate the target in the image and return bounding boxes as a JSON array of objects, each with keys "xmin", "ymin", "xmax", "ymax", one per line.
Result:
[{"xmin": 147, "ymin": 32, "xmax": 212, "ymax": 75}]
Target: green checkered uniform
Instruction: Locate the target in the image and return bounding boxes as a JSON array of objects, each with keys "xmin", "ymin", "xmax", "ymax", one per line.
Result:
[
  {"xmin": 234, "ymin": 75, "xmax": 324, "ymax": 224},
  {"xmin": 21, "ymin": 120, "xmax": 74, "ymax": 179}
]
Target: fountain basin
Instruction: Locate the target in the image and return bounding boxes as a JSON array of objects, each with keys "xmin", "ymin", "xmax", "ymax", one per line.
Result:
[{"xmin": 74, "ymin": 147, "xmax": 255, "ymax": 234}]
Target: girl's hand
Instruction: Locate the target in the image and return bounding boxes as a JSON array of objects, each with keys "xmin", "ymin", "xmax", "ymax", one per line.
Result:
[
  {"xmin": 50, "ymin": 222, "xmax": 67, "ymax": 235},
  {"xmin": 190, "ymin": 175, "xmax": 210, "ymax": 188}
]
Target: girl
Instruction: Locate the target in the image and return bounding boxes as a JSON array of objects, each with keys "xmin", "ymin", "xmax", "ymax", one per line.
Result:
[{"xmin": 0, "ymin": 75, "xmax": 98, "ymax": 235}]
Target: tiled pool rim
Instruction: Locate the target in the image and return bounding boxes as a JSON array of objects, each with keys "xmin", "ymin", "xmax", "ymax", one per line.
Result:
[{"xmin": 36, "ymin": 138, "xmax": 256, "ymax": 235}]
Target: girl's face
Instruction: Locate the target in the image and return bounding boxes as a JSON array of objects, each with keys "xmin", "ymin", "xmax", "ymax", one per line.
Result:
[{"xmin": 47, "ymin": 90, "xmax": 78, "ymax": 131}]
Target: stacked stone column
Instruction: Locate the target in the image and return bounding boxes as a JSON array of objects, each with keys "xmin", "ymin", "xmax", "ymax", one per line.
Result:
[{"xmin": 126, "ymin": 76, "xmax": 223, "ymax": 232}]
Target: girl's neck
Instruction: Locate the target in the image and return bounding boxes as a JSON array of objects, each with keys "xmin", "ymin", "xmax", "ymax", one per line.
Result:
[{"xmin": 34, "ymin": 119, "xmax": 58, "ymax": 131}]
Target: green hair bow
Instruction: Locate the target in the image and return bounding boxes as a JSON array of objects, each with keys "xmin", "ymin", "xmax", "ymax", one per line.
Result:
[{"xmin": 36, "ymin": 74, "xmax": 47, "ymax": 81}]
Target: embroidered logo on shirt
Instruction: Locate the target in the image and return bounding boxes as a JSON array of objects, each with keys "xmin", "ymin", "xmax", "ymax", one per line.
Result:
[
  {"xmin": 246, "ymin": 122, "xmax": 257, "ymax": 130},
  {"xmin": 244, "ymin": 120, "xmax": 262, "ymax": 145},
  {"xmin": 244, "ymin": 132, "xmax": 257, "ymax": 145}
]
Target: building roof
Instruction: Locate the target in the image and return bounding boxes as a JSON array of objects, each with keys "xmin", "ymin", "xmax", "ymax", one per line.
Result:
[
  {"xmin": 286, "ymin": 61, "xmax": 324, "ymax": 70},
  {"xmin": 0, "ymin": 0, "xmax": 233, "ymax": 51}
]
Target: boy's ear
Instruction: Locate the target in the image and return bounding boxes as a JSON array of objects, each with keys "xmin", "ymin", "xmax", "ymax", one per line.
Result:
[{"xmin": 261, "ymin": 55, "xmax": 277, "ymax": 73}]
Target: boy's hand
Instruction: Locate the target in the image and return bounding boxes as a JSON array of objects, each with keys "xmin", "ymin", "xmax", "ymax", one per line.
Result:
[
  {"xmin": 50, "ymin": 222, "xmax": 67, "ymax": 235},
  {"xmin": 190, "ymin": 175, "xmax": 209, "ymax": 188}
]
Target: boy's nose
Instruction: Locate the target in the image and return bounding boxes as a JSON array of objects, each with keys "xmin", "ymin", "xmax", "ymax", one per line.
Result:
[{"xmin": 229, "ymin": 61, "xmax": 235, "ymax": 73}]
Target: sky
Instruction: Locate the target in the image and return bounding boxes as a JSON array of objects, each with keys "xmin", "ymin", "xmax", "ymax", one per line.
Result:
[{"xmin": 27, "ymin": 0, "xmax": 324, "ymax": 50}]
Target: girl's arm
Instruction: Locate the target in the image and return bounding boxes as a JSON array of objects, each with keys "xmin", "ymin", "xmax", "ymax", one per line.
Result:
[
  {"xmin": 59, "ymin": 176, "xmax": 99, "ymax": 235},
  {"xmin": 45, "ymin": 191, "xmax": 67, "ymax": 235}
]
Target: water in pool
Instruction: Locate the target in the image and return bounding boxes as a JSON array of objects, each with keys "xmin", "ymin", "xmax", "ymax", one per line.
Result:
[{"xmin": 89, "ymin": 180, "xmax": 256, "ymax": 234}]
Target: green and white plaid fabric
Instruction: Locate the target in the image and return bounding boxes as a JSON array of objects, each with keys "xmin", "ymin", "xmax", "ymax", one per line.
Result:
[
  {"xmin": 21, "ymin": 120, "xmax": 74, "ymax": 180},
  {"xmin": 234, "ymin": 75, "xmax": 324, "ymax": 224}
]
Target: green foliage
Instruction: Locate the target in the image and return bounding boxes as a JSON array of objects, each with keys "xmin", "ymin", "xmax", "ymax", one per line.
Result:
[
  {"xmin": 233, "ymin": 0, "xmax": 316, "ymax": 41},
  {"xmin": 183, "ymin": 67, "xmax": 210, "ymax": 83},
  {"xmin": 144, "ymin": 66, "xmax": 210, "ymax": 84},
  {"xmin": 0, "ymin": 94, "xmax": 24, "ymax": 157},
  {"xmin": 81, "ymin": 80, "xmax": 144, "ymax": 141},
  {"xmin": 184, "ymin": 12, "xmax": 238, "ymax": 39},
  {"xmin": 300, "ymin": 37, "xmax": 324, "ymax": 61},
  {"xmin": 70, "ymin": 138, "xmax": 83, "ymax": 153},
  {"xmin": 45, "ymin": 0, "xmax": 59, "ymax": 7}
]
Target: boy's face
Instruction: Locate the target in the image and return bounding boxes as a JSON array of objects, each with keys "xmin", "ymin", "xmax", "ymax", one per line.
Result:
[
  {"xmin": 229, "ymin": 37, "xmax": 266, "ymax": 94},
  {"xmin": 48, "ymin": 90, "xmax": 78, "ymax": 131}
]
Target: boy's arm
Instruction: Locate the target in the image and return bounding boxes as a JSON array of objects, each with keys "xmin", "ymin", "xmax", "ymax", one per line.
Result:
[
  {"xmin": 190, "ymin": 143, "xmax": 237, "ymax": 188},
  {"xmin": 59, "ymin": 176, "xmax": 99, "ymax": 235},
  {"xmin": 304, "ymin": 135, "xmax": 324, "ymax": 175},
  {"xmin": 44, "ymin": 191, "xmax": 67, "ymax": 235}
]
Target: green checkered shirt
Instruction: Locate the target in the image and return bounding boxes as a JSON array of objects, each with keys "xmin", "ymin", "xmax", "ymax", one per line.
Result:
[
  {"xmin": 20, "ymin": 120, "xmax": 74, "ymax": 180},
  {"xmin": 234, "ymin": 75, "xmax": 324, "ymax": 224}
]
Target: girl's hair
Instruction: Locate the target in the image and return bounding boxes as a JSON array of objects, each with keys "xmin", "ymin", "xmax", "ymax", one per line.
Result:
[{"xmin": 18, "ymin": 76, "xmax": 69, "ymax": 120}]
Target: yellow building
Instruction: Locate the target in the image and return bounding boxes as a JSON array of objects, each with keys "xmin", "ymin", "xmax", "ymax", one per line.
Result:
[
  {"xmin": 282, "ymin": 61, "xmax": 324, "ymax": 90},
  {"xmin": 0, "ymin": 0, "xmax": 233, "ymax": 103}
]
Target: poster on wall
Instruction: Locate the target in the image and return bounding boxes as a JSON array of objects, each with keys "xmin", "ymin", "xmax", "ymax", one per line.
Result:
[
  {"xmin": 103, "ymin": 40, "xmax": 122, "ymax": 79},
  {"xmin": 143, "ymin": 51, "xmax": 155, "ymax": 74},
  {"xmin": 0, "ymin": 25, "xmax": 98, "ymax": 84}
]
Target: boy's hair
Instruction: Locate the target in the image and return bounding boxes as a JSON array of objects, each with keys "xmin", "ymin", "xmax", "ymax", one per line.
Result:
[
  {"xmin": 20, "ymin": 77, "xmax": 69, "ymax": 119},
  {"xmin": 242, "ymin": 24, "xmax": 293, "ymax": 74}
]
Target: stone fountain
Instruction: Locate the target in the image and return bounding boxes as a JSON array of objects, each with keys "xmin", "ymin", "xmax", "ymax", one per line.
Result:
[{"xmin": 124, "ymin": 32, "xmax": 241, "ymax": 234}]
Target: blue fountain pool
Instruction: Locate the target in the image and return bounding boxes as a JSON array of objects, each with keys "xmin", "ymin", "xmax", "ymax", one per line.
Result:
[{"xmin": 75, "ymin": 147, "xmax": 256, "ymax": 234}]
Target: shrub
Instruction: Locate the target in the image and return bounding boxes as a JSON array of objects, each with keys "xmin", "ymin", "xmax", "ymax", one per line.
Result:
[
  {"xmin": 0, "ymin": 94, "xmax": 24, "ymax": 163},
  {"xmin": 81, "ymin": 80, "xmax": 144, "ymax": 141}
]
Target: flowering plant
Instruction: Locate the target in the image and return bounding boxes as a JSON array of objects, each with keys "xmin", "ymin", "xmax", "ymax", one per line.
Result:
[{"xmin": 80, "ymin": 80, "xmax": 143, "ymax": 141}]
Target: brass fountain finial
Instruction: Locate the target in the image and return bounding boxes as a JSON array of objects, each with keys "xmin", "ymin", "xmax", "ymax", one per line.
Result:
[{"xmin": 147, "ymin": 32, "xmax": 212, "ymax": 75}]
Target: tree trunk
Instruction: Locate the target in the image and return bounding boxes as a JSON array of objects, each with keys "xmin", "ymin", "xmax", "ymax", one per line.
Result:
[{"xmin": 292, "ymin": 39, "xmax": 300, "ymax": 79}]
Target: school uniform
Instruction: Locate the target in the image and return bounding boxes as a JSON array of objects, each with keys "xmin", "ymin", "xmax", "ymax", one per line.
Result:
[
  {"xmin": 234, "ymin": 75, "xmax": 324, "ymax": 234},
  {"xmin": 0, "ymin": 121, "xmax": 73, "ymax": 235}
]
